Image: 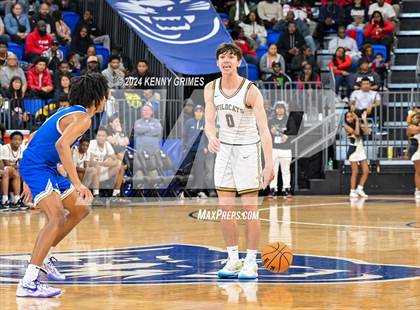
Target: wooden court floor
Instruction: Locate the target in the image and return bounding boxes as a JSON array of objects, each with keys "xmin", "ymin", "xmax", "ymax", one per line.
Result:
[{"xmin": 0, "ymin": 196, "xmax": 419, "ymax": 309}]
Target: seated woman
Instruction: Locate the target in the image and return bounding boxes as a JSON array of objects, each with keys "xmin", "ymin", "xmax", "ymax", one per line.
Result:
[
  {"xmin": 52, "ymin": 74, "xmax": 71, "ymax": 102},
  {"xmin": 259, "ymin": 43, "xmax": 286, "ymax": 80},
  {"xmin": 3, "ymin": 76, "xmax": 29, "ymax": 129},
  {"xmin": 363, "ymin": 11, "xmax": 395, "ymax": 59},
  {"xmin": 329, "ymin": 47, "xmax": 353, "ymax": 99},
  {"xmin": 52, "ymin": 10, "xmax": 71, "ymax": 45},
  {"xmin": 4, "ymin": 3, "xmax": 30, "ymax": 45},
  {"xmin": 238, "ymin": 11, "xmax": 267, "ymax": 49},
  {"xmin": 297, "ymin": 63, "xmax": 321, "ymax": 89},
  {"xmin": 231, "ymin": 27, "xmax": 259, "ymax": 66}
]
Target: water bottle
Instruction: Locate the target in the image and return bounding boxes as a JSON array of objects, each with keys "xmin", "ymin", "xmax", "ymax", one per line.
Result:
[{"xmin": 327, "ymin": 158, "xmax": 334, "ymax": 171}]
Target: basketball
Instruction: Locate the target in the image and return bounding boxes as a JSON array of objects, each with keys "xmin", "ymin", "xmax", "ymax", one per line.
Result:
[{"xmin": 261, "ymin": 242, "xmax": 293, "ymax": 273}]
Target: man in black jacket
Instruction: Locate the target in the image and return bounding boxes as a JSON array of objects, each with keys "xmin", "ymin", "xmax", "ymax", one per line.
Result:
[
  {"xmin": 75, "ymin": 10, "xmax": 111, "ymax": 51},
  {"xmin": 30, "ymin": 3, "xmax": 55, "ymax": 34},
  {"xmin": 314, "ymin": 0, "xmax": 345, "ymax": 48},
  {"xmin": 276, "ymin": 22, "xmax": 306, "ymax": 66}
]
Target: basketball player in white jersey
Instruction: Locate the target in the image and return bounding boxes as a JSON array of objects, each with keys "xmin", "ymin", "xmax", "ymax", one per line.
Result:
[{"xmin": 204, "ymin": 43, "xmax": 274, "ymax": 279}]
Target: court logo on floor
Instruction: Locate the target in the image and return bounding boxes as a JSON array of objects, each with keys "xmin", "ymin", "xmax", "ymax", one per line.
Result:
[{"xmin": 0, "ymin": 244, "xmax": 419, "ymax": 285}]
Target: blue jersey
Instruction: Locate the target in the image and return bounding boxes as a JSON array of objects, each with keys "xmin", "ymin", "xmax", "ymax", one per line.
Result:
[{"xmin": 22, "ymin": 105, "xmax": 88, "ymax": 167}]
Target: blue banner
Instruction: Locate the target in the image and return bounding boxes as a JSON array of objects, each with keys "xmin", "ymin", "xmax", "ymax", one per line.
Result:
[{"xmin": 106, "ymin": 0, "xmax": 238, "ymax": 75}]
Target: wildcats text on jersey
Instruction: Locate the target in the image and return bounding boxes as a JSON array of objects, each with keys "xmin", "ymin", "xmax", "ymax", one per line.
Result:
[{"xmin": 216, "ymin": 103, "xmax": 245, "ymax": 114}]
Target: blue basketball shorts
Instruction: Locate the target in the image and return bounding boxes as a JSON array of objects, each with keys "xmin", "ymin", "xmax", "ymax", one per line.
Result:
[{"xmin": 19, "ymin": 157, "xmax": 74, "ymax": 206}]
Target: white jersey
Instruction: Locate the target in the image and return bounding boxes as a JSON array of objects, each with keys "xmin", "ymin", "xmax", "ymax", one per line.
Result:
[
  {"xmin": 72, "ymin": 146, "xmax": 89, "ymax": 168},
  {"xmin": 213, "ymin": 77, "xmax": 260, "ymax": 145},
  {"xmin": 0, "ymin": 144, "xmax": 26, "ymax": 166},
  {"xmin": 87, "ymin": 140, "xmax": 115, "ymax": 163}
]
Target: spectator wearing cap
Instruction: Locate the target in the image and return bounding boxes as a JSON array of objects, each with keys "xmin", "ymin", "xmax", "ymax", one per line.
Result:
[
  {"xmin": 52, "ymin": 10, "xmax": 71, "ymax": 45},
  {"xmin": 52, "ymin": 74, "xmax": 70, "ymax": 102},
  {"xmin": 41, "ymin": 39, "xmax": 63, "ymax": 72},
  {"xmin": 134, "ymin": 103, "xmax": 162, "ymax": 154},
  {"xmin": 81, "ymin": 55, "xmax": 100, "ymax": 75},
  {"xmin": 102, "ymin": 54, "xmax": 125, "ymax": 89},
  {"xmin": 52, "ymin": 60, "xmax": 72, "ymax": 87},
  {"xmin": 180, "ymin": 104, "xmax": 207, "ymax": 198},
  {"xmin": 351, "ymin": 59, "xmax": 381, "ymax": 90},
  {"xmin": 81, "ymin": 45, "xmax": 103, "ymax": 71},
  {"xmin": 4, "ymin": 3, "xmax": 31, "ymax": 45},
  {"xmin": 0, "ymin": 41, "xmax": 12, "ymax": 66},
  {"xmin": 24, "ymin": 20, "xmax": 52, "ymax": 63},
  {"xmin": 30, "ymin": 3, "xmax": 55, "ymax": 34},
  {"xmin": 264, "ymin": 61, "xmax": 291, "ymax": 89},
  {"xmin": 259, "ymin": 43, "xmax": 286, "ymax": 80},
  {"xmin": 26, "ymin": 56, "xmax": 53, "ymax": 99},
  {"xmin": 0, "ymin": 52, "xmax": 26, "ymax": 92}
]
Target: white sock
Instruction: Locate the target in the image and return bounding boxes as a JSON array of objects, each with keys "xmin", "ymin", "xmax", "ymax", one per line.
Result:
[
  {"xmin": 357, "ymin": 185, "xmax": 364, "ymax": 191},
  {"xmin": 112, "ymin": 189, "xmax": 120, "ymax": 197},
  {"xmin": 245, "ymin": 249, "xmax": 257, "ymax": 262},
  {"xmin": 227, "ymin": 245, "xmax": 239, "ymax": 261},
  {"xmin": 93, "ymin": 190, "xmax": 99, "ymax": 196},
  {"xmin": 23, "ymin": 264, "xmax": 40, "ymax": 284},
  {"xmin": 2, "ymin": 195, "xmax": 8, "ymax": 204},
  {"xmin": 14, "ymin": 195, "xmax": 20, "ymax": 203}
]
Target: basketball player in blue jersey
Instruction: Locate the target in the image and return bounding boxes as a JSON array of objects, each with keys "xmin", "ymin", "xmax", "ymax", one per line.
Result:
[
  {"xmin": 16, "ymin": 73, "xmax": 109, "ymax": 298},
  {"xmin": 204, "ymin": 43, "xmax": 274, "ymax": 279}
]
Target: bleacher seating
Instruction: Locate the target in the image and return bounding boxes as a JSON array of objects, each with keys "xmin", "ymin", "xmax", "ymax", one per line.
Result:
[
  {"xmin": 95, "ymin": 45, "xmax": 110, "ymax": 69},
  {"xmin": 8, "ymin": 42, "xmax": 24, "ymax": 61},
  {"xmin": 63, "ymin": 11, "xmax": 80, "ymax": 33},
  {"xmin": 247, "ymin": 63, "xmax": 259, "ymax": 81}
]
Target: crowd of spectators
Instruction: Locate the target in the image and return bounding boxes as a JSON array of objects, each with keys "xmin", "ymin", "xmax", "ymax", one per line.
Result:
[{"xmin": 215, "ymin": 0, "xmax": 399, "ymax": 96}]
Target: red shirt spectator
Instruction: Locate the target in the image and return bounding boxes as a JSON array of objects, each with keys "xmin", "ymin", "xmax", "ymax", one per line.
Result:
[
  {"xmin": 329, "ymin": 49, "xmax": 352, "ymax": 75},
  {"xmin": 25, "ymin": 20, "xmax": 52, "ymax": 62},
  {"xmin": 26, "ymin": 57, "xmax": 54, "ymax": 99},
  {"xmin": 363, "ymin": 18, "xmax": 395, "ymax": 39}
]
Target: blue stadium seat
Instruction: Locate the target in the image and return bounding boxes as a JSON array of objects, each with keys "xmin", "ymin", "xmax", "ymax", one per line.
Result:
[
  {"xmin": 218, "ymin": 13, "xmax": 229, "ymax": 21},
  {"xmin": 95, "ymin": 44, "xmax": 110, "ymax": 69},
  {"xmin": 356, "ymin": 29, "xmax": 364, "ymax": 49},
  {"xmin": 256, "ymin": 45, "xmax": 268, "ymax": 60},
  {"xmin": 8, "ymin": 42, "xmax": 24, "ymax": 60},
  {"xmin": 247, "ymin": 63, "xmax": 259, "ymax": 81},
  {"xmin": 267, "ymin": 31, "xmax": 282, "ymax": 46},
  {"xmin": 63, "ymin": 11, "xmax": 80, "ymax": 33},
  {"xmin": 59, "ymin": 44, "xmax": 69, "ymax": 59},
  {"xmin": 23, "ymin": 98, "xmax": 45, "ymax": 115},
  {"xmin": 372, "ymin": 45, "xmax": 387, "ymax": 62}
]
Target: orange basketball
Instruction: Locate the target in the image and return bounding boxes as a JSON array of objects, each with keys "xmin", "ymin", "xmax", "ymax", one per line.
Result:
[{"xmin": 261, "ymin": 242, "xmax": 293, "ymax": 273}]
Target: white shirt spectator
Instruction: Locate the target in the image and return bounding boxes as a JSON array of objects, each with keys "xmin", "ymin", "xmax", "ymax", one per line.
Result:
[
  {"xmin": 328, "ymin": 37, "xmax": 359, "ymax": 54},
  {"xmin": 350, "ymin": 90, "xmax": 381, "ymax": 110},
  {"xmin": 72, "ymin": 146, "xmax": 89, "ymax": 168},
  {"xmin": 257, "ymin": 1, "xmax": 283, "ymax": 22},
  {"xmin": 0, "ymin": 143, "xmax": 26, "ymax": 166},
  {"xmin": 238, "ymin": 21, "xmax": 267, "ymax": 44},
  {"xmin": 88, "ymin": 140, "xmax": 114, "ymax": 163},
  {"xmin": 368, "ymin": 3, "xmax": 396, "ymax": 21}
]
